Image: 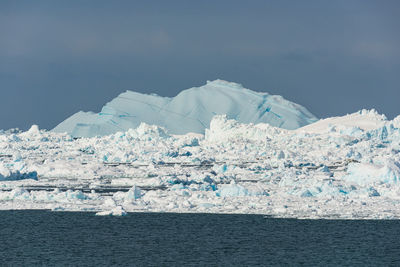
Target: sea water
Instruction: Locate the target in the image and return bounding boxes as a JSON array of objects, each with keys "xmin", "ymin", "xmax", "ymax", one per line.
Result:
[{"xmin": 1, "ymin": 211, "xmax": 399, "ymax": 266}]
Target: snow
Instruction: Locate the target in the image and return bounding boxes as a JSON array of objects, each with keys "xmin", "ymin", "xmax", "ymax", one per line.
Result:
[
  {"xmin": 53, "ymin": 80, "xmax": 317, "ymax": 137},
  {"xmin": 297, "ymin": 109, "xmax": 387, "ymax": 134},
  {"xmin": 2, "ymin": 82, "xmax": 400, "ymax": 219}
]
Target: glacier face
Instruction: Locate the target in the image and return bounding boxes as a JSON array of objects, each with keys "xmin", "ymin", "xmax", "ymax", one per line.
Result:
[{"xmin": 53, "ymin": 80, "xmax": 318, "ymax": 137}]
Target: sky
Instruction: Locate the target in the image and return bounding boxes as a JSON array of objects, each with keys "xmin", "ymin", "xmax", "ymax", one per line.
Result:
[{"xmin": 0, "ymin": 0, "xmax": 399, "ymax": 130}]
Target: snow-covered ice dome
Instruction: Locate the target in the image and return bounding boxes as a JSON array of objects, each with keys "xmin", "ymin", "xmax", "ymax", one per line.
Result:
[{"xmin": 53, "ymin": 79, "xmax": 318, "ymax": 137}]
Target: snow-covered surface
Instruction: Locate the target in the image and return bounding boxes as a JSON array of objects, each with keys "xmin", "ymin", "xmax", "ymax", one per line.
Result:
[
  {"xmin": 297, "ymin": 109, "xmax": 387, "ymax": 134},
  {"xmin": 53, "ymin": 80, "xmax": 317, "ymax": 137},
  {"xmin": 1, "ymin": 109, "xmax": 400, "ymax": 219}
]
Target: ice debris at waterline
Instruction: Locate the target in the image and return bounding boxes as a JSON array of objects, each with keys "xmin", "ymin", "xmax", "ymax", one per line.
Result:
[
  {"xmin": 53, "ymin": 79, "xmax": 318, "ymax": 137},
  {"xmin": 2, "ymin": 110, "xmax": 400, "ymax": 219}
]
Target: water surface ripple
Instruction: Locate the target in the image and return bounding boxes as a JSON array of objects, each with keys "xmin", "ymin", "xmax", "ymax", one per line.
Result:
[{"xmin": 1, "ymin": 211, "xmax": 399, "ymax": 266}]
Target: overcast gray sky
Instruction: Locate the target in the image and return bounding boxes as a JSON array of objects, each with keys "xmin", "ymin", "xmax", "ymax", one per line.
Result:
[{"xmin": 0, "ymin": 0, "xmax": 399, "ymax": 130}]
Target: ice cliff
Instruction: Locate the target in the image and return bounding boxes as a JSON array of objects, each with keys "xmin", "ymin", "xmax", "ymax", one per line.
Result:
[{"xmin": 53, "ymin": 80, "xmax": 318, "ymax": 137}]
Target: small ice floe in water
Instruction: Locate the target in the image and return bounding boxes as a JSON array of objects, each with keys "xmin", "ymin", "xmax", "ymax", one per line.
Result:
[{"xmin": 96, "ymin": 206, "xmax": 127, "ymax": 216}]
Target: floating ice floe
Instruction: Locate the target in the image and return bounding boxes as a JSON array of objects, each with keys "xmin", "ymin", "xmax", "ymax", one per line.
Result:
[{"xmin": 96, "ymin": 206, "xmax": 127, "ymax": 216}]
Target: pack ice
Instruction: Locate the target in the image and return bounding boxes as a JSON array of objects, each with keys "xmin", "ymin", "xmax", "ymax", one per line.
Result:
[
  {"xmin": 1, "ymin": 84, "xmax": 400, "ymax": 219},
  {"xmin": 53, "ymin": 80, "xmax": 317, "ymax": 137}
]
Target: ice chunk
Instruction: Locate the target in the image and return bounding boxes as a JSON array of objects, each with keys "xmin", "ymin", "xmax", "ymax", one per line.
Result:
[
  {"xmin": 205, "ymin": 114, "xmax": 285, "ymax": 142},
  {"xmin": 217, "ymin": 182, "xmax": 267, "ymax": 197},
  {"xmin": 300, "ymin": 190, "xmax": 314, "ymax": 197},
  {"xmin": 393, "ymin": 115, "xmax": 400, "ymax": 128},
  {"xmin": 10, "ymin": 187, "xmax": 30, "ymax": 198},
  {"xmin": 53, "ymin": 79, "xmax": 317, "ymax": 137},
  {"xmin": 345, "ymin": 160, "xmax": 400, "ymax": 186},
  {"xmin": 217, "ymin": 183, "xmax": 250, "ymax": 197},
  {"xmin": 0, "ymin": 162, "xmax": 38, "ymax": 181},
  {"xmin": 19, "ymin": 125, "xmax": 42, "ymax": 140},
  {"xmin": 25, "ymin": 125, "xmax": 40, "ymax": 135},
  {"xmin": 126, "ymin": 185, "xmax": 142, "ymax": 201},
  {"xmin": 96, "ymin": 206, "xmax": 127, "ymax": 216}
]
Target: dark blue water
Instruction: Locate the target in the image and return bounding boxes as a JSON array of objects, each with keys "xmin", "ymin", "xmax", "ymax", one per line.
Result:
[{"xmin": 1, "ymin": 211, "xmax": 400, "ymax": 266}]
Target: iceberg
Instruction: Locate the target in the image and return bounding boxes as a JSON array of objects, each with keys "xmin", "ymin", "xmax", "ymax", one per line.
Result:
[{"xmin": 53, "ymin": 80, "xmax": 318, "ymax": 137}]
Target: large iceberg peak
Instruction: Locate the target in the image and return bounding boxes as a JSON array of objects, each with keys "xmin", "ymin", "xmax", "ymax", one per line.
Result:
[
  {"xmin": 205, "ymin": 79, "xmax": 246, "ymax": 90},
  {"xmin": 53, "ymin": 80, "xmax": 318, "ymax": 137}
]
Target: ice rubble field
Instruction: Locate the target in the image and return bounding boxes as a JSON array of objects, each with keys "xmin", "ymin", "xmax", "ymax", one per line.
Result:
[{"xmin": 1, "ymin": 109, "xmax": 400, "ymax": 219}]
